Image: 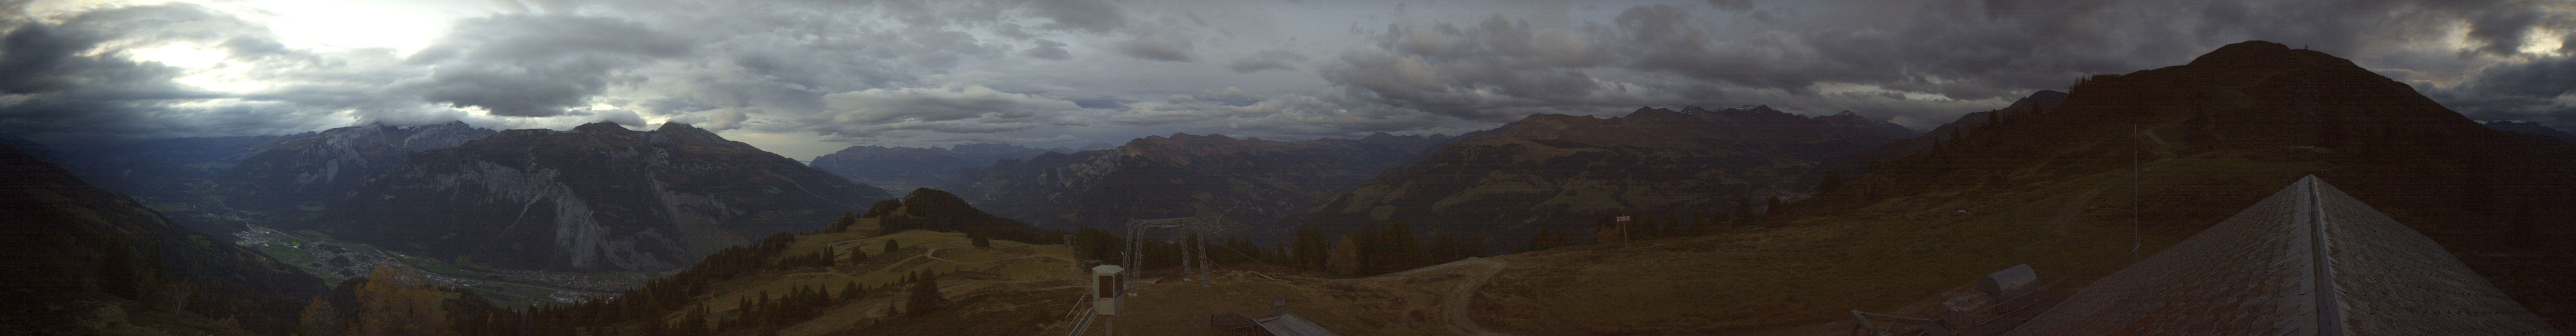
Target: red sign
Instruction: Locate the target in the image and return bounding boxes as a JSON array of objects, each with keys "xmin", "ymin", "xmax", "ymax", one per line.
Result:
[{"xmin": 1615, "ymin": 216, "xmax": 1631, "ymax": 222}]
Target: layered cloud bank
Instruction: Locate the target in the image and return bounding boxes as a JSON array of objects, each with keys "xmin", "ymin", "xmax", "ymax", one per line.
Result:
[{"xmin": 2, "ymin": 0, "xmax": 2570, "ymax": 158}]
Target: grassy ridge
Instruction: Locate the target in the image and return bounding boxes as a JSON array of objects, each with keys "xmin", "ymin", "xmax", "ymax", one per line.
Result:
[
  {"xmin": 1464, "ymin": 151, "xmax": 2319, "ymax": 334},
  {"xmin": 674, "ymin": 227, "xmax": 1087, "ymax": 336}
]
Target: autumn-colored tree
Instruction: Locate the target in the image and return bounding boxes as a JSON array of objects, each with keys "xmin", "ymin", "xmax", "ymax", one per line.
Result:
[
  {"xmin": 1324, "ymin": 235, "xmax": 1358, "ymax": 276},
  {"xmin": 348, "ymin": 264, "xmax": 450, "ymax": 336},
  {"xmin": 1591, "ymin": 214, "xmax": 1627, "ymax": 245},
  {"xmin": 297, "ymin": 297, "xmax": 341, "ymax": 336}
]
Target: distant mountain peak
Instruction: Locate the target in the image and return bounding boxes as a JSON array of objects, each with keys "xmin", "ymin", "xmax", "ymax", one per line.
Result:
[
  {"xmin": 2187, "ymin": 40, "xmax": 2293, "ymax": 65},
  {"xmin": 2180, "ymin": 40, "xmax": 2365, "ymax": 76},
  {"xmin": 655, "ymin": 121, "xmax": 702, "ymax": 131},
  {"xmin": 2485, "ymin": 120, "xmax": 2576, "ymax": 143},
  {"xmin": 317, "ymin": 121, "xmax": 885, "ymax": 270},
  {"xmin": 573, "ymin": 121, "xmax": 630, "ymax": 133}
]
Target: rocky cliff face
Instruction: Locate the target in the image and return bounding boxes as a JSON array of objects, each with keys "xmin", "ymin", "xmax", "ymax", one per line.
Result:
[
  {"xmin": 1302, "ymin": 105, "xmax": 1918, "ymax": 242},
  {"xmin": 960, "ymin": 133, "xmax": 1453, "ymax": 235},
  {"xmin": 312, "ymin": 122, "xmax": 889, "ymax": 271},
  {"xmin": 217, "ymin": 121, "xmax": 496, "ymax": 212}
]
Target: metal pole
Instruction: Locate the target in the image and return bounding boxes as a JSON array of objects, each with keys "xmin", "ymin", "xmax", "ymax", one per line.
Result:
[
  {"xmin": 2132, "ymin": 124, "xmax": 2142, "ymax": 255},
  {"xmin": 1122, "ymin": 222, "xmax": 1132, "ymax": 297},
  {"xmin": 1182, "ymin": 234, "xmax": 1195, "ymax": 284},
  {"xmin": 1196, "ymin": 234, "xmax": 1213, "ymax": 287}
]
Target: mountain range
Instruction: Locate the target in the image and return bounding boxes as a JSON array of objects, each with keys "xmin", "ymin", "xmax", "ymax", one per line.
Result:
[
  {"xmin": 1302, "ymin": 105, "xmax": 1920, "ymax": 244},
  {"xmin": 205, "ymin": 122, "xmax": 496, "ymax": 232},
  {"xmin": 806, "ymin": 143, "xmax": 1069, "ymax": 192},
  {"xmin": 958, "ymin": 132, "xmax": 1456, "ymax": 235},
  {"xmin": 2487, "ymin": 120, "xmax": 2576, "ymax": 144},
  {"xmin": 12, "ymin": 39, "xmax": 2571, "ymax": 336},
  {"xmin": 305, "ymin": 122, "xmax": 889, "ymax": 271},
  {"xmin": 1446, "ymin": 40, "xmax": 2576, "ymax": 334}
]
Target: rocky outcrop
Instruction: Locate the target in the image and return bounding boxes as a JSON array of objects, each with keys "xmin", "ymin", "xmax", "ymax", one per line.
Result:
[{"xmin": 312, "ymin": 122, "xmax": 889, "ymax": 271}]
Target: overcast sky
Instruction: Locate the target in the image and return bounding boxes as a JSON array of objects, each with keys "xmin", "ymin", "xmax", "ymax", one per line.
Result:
[{"xmin": 3, "ymin": 0, "xmax": 2571, "ymax": 159}]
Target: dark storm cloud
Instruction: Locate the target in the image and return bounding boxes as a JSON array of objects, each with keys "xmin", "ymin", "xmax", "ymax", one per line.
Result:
[
  {"xmin": 2429, "ymin": 56, "xmax": 2576, "ymax": 127},
  {"xmin": 12, "ymin": 0, "xmax": 2576, "ymax": 152},
  {"xmin": 1113, "ymin": 26, "xmax": 1196, "ymax": 62},
  {"xmin": 0, "ymin": 3, "xmax": 343, "ymax": 139},
  {"xmin": 1707, "ymin": 0, "xmax": 1755, "ymax": 12},
  {"xmin": 410, "ymin": 14, "xmax": 689, "ymax": 117},
  {"xmin": 1025, "ymin": 39, "xmax": 1073, "ymax": 60},
  {"xmin": 818, "ymin": 85, "xmax": 1079, "ymax": 124},
  {"xmin": 1309, "ymin": 0, "xmax": 2576, "ymax": 130},
  {"xmin": 1027, "ymin": 0, "xmax": 1129, "ymax": 33},
  {"xmin": 2465, "ymin": 57, "xmax": 2576, "ymax": 99},
  {"xmin": 1229, "ymin": 49, "xmax": 1309, "ymax": 74}
]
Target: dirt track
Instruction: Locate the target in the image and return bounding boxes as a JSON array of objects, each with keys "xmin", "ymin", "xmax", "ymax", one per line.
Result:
[{"xmin": 1346, "ymin": 257, "xmax": 1515, "ymax": 336}]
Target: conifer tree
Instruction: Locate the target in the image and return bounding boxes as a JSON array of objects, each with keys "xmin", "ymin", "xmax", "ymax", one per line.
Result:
[
  {"xmin": 1426, "ymin": 235, "xmax": 1456, "ymax": 263},
  {"xmin": 137, "ymin": 244, "xmax": 172, "ymax": 311},
  {"xmin": 820, "ymin": 245, "xmax": 838, "ymax": 266},
  {"xmin": 906, "ymin": 273, "xmax": 943, "ymax": 316},
  {"xmin": 884, "ymin": 239, "xmax": 901, "ymax": 254},
  {"xmin": 1464, "ymin": 236, "xmax": 1487, "ymax": 258},
  {"xmin": 1383, "ymin": 221, "xmax": 1423, "ymax": 272},
  {"xmin": 682, "ymin": 305, "xmax": 710, "ymax": 336},
  {"xmin": 841, "ymin": 281, "xmax": 863, "ymax": 301},
  {"xmin": 1522, "ymin": 225, "xmax": 1562, "ymax": 253},
  {"xmin": 1292, "ymin": 226, "xmax": 1328, "ymax": 271},
  {"xmin": 1765, "ymin": 196, "xmax": 1783, "ymax": 217},
  {"xmin": 828, "ymin": 213, "xmax": 860, "ymax": 233},
  {"xmin": 1820, "ymin": 170, "xmax": 1843, "ymax": 192},
  {"xmin": 972, "ymin": 233, "xmax": 991, "ymax": 248},
  {"xmin": 94, "ymin": 237, "xmax": 138, "ymax": 300},
  {"xmin": 1734, "ymin": 197, "xmax": 1754, "ymax": 222}
]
